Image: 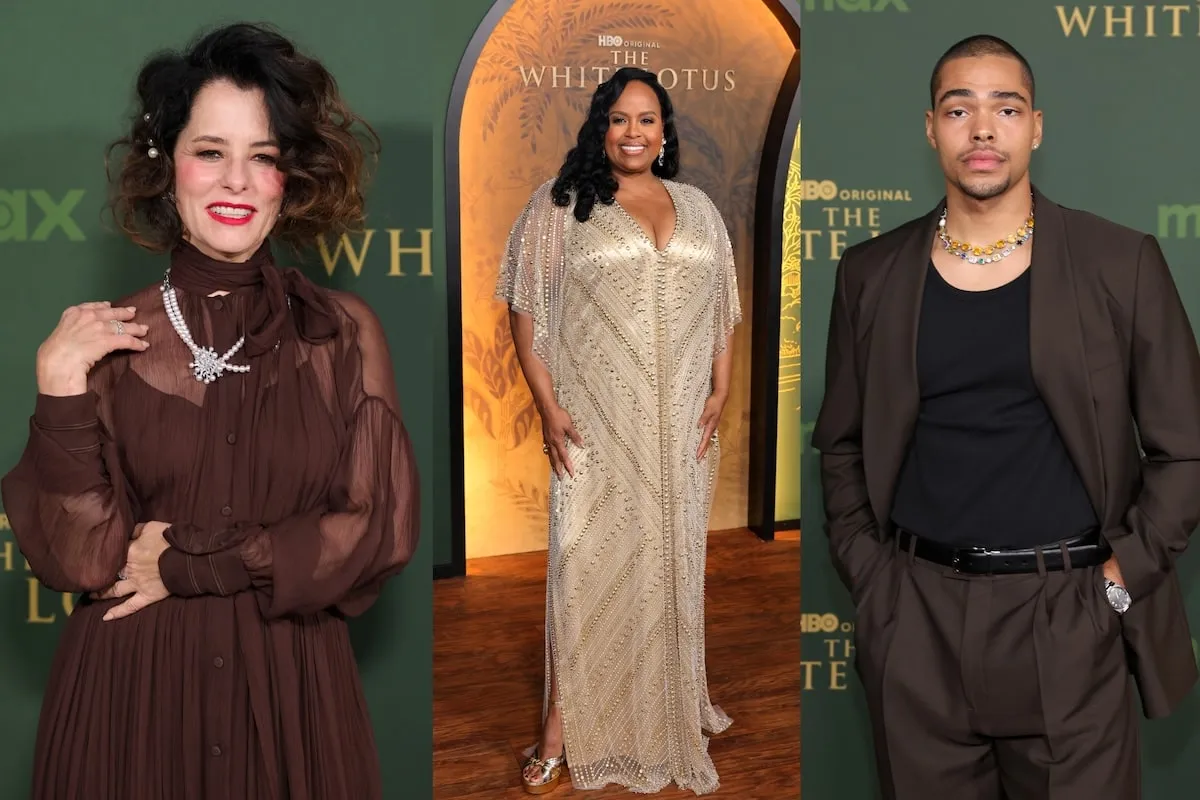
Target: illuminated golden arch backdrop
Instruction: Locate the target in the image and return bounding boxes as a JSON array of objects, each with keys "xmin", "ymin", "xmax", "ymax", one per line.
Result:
[{"xmin": 453, "ymin": 0, "xmax": 798, "ymax": 559}]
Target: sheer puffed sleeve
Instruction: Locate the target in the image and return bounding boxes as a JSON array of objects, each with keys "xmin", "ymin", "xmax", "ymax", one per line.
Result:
[
  {"xmin": 157, "ymin": 294, "xmax": 420, "ymax": 618},
  {"xmin": 0, "ymin": 356, "xmax": 136, "ymax": 593},
  {"xmin": 494, "ymin": 179, "xmax": 570, "ymax": 378}
]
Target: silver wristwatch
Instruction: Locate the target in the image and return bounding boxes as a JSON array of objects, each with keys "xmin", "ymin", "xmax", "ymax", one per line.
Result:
[{"xmin": 1104, "ymin": 579, "xmax": 1132, "ymax": 614}]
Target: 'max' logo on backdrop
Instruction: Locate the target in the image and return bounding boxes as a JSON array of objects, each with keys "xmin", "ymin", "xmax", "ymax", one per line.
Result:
[
  {"xmin": 0, "ymin": 189, "xmax": 87, "ymax": 242},
  {"xmin": 803, "ymin": 0, "xmax": 909, "ymax": 10},
  {"xmin": 1057, "ymin": 4, "xmax": 1200, "ymax": 37},
  {"xmin": 1157, "ymin": 204, "xmax": 1200, "ymax": 239}
]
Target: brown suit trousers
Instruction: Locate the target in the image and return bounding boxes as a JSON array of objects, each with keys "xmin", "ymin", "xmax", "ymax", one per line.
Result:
[{"xmin": 855, "ymin": 537, "xmax": 1139, "ymax": 799}]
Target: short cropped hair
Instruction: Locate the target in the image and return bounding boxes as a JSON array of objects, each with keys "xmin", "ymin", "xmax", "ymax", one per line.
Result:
[{"xmin": 929, "ymin": 34, "xmax": 1036, "ymax": 108}]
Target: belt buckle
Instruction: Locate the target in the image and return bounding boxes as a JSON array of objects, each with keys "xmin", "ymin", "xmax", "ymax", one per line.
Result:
[{"xmin": 952, "ymin": 546, "xmax": 994, "ymax": 574}]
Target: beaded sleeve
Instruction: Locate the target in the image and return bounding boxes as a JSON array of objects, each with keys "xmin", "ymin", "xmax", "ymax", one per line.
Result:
[
  {"xmin": 494, "ymin": 179, "xmax": 570, "ymax": 380},
  {"xmin": 708, "ymin": 195, "xmax": 743, "ymax": 358}
]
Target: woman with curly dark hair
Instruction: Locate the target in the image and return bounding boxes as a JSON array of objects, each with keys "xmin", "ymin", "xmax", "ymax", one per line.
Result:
[
  {"xmin": 497, "ymin": 67, "xmax": 742, "ymax": 795},
  {"xmin": 0, "ymin": 22, "xmax": 418, "ymax": 799}
]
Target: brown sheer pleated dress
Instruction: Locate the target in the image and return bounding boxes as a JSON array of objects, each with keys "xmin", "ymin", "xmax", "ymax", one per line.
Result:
[{"xmin": 0, "ymin": 241, "xmax": 419, "ymax": 800}]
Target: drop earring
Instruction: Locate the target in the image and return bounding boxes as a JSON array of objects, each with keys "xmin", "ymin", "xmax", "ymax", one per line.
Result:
[{"xmin": 657, "ymin": 144, "xmax": 665, "ymax": 167}]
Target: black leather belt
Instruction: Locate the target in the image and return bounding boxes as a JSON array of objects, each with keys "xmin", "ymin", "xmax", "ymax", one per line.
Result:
[{"xmin": 895, "ymin": 528, "xmax": 1110, "ymax": 575}]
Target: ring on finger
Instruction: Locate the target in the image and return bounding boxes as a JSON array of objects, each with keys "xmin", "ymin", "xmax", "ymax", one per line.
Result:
[{"xmin": 109, "ymin": 319, "xmax": 125, "ymax": 336}]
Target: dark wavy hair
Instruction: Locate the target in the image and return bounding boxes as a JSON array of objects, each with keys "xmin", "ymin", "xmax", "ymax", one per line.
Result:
[
  {"xmin": 551, "ymin": 67, "xmax": 679, "ymax": 223},
  {"xmin": 105, "ymin": 22, "xmax": 380, "ymax": 253}
]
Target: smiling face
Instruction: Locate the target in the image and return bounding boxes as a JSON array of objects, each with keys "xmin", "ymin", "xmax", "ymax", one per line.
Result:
[
  {"xmin": 603, "ymin": 80, "xmax": 665, "ymax": 177},
  {"xmin": 925, "ymin": 54, "xmax": 1043, "ymax": 202},
  {"xmin": 172, "ymin": 78, "xmax": 286, "ymax": 262}
]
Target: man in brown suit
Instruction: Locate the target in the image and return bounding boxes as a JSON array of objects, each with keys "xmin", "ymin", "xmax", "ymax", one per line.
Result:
[{"xmin": 813, "ymin": 34, "xmax": 1200, "ymax": 799}]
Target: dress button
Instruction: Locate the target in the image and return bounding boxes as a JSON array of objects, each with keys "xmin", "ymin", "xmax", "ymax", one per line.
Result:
[
  {"xmin": 213, "ymin": 656, "xmax": 224, "ymax": 668},
  {"xmin": 220, "ymin": 505, "xmax": 232, "ymax": 517},
  {"xmin": 213, "ymin": 298, "xmax": 224, "ymax": 310},
  {"xmin": 226, "ymin": 432, "xmax": 237, "ymax": 445},
  {"xmin": 211, "ymin": 745, "xmax": 222, "ymax": 757}
]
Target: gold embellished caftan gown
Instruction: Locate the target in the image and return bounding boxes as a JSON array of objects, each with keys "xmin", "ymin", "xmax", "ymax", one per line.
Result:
[{"xmin": 496, "ymin": 178, "xmax": 742, "ymax": 794}]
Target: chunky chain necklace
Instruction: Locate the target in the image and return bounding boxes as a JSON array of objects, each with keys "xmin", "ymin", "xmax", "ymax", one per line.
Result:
[
  {"xmin": 937, "ymin": 194, "xmax": 1035, "ymax": 265},
  {"xmin": 161, "ymin": 269, "xmax": 251, "ymax": 384}
]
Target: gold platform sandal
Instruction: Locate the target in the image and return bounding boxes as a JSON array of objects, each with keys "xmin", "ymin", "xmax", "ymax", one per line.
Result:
[
  {"xmin": 521, "ymin": 697, "xmax": 566, "ymax": 794},
  {"xmin": 520, "ymin": 748, "xmax": 565, "ymax": 795}
]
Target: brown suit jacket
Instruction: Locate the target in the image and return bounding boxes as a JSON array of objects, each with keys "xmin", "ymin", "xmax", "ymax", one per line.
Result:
[{"xmin": 812, "ymin": 185, "xmax": 1200, "ymax": 719}]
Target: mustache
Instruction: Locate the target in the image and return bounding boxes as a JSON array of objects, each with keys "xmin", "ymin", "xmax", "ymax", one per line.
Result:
[{"xmin": 959, "ymin": 147, "xmax": 1007, "ymax": 162}]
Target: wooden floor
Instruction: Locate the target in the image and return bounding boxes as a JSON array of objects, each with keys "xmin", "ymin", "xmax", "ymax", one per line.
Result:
[{"xmin": 433, "ymin": 528, "xmax": 800, "ymax": 799}]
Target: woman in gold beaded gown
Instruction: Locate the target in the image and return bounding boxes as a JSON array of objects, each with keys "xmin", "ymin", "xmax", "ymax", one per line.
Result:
[{"xmin": 496, "ymin": 67, "xmax": 742, "ymax": 796}]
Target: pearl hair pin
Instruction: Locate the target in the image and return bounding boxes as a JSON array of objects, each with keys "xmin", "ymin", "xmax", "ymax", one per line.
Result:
[{"xmin": 143, "ymin": 113, "xmax": 159, "ymax": 158}]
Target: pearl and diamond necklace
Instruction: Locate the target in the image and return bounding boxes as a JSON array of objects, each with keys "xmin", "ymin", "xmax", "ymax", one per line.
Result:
[{"xmin": 161, "ymin": 269, "xmax": 251, "ymax": 384}]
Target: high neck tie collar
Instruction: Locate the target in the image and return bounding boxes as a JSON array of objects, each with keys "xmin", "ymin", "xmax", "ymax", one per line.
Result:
[{"xmin": 167, "ymin": 240, "xmax": 338, "ymax": 356}]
